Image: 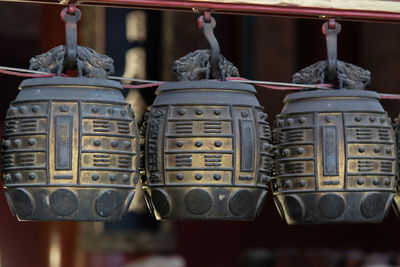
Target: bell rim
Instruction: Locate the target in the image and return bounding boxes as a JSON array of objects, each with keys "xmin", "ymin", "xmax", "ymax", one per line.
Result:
[
  {"xmin": 19, "ymin": 76, "xmax": 122, "ymax": 91},
  {"xmin": 283, "ymin": 89, "xmax": 380, "ymax": 103},
  {"xmin": 156, "ymin": 80, "xmax": 257, "ymax": 94}
]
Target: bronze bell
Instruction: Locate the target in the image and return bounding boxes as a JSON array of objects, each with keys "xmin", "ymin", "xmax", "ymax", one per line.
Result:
[
  {"xmin": 271, "ymin": 20, "xmax": 396, "ymax": 224},
  {"xmin": 142, "ymin": 13, "xmax": 273, "ymax": 220},
  {"xmin": 2, "ymin": 77, "xmax": 139, "ymax": 221},
  {"xmin": 1, "ymin": 8, "xmax": 139, "ymax": 221},
  {"xmin": 272, "ymin": 89, "xmax": 396, "ymax": 224},
  {"xmin": 143, "ymin": 81, "xmax": 272, "ymax": 220}
]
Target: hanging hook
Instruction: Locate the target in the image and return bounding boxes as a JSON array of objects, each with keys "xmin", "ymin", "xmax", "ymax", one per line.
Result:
[
  {"xmin": 60, "ymin": 4, "xmax": 81, "ymax": 70},
  {"xmin": 322, "ymin": 19, "xmax": 341, "ymax": 84},
  {"xmin": 197, "ymin": 11, "xmax": 222, "ymax": 80}
]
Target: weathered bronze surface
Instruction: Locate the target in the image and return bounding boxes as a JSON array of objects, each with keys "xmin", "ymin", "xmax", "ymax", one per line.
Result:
[
  {"xmin": 142, "ymin": 81, "xmax": 273, "ymax": 220},
  {"xmin": 1, "ymin": 77, "xmax": 139, "ymax": 220},
  {"xmin": 272, "ymin": 89, "xmax": 396, "ymax": 224}
]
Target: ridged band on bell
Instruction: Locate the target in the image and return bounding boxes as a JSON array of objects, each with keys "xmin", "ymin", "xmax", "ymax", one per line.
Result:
[
  {"xmin": 272, "ymin": 89, "xmax": 396, "ymax": 224},
  {"xmin": 1, "ymin": 77, "xmax": 139, "ymax": 221},
  {"xmin": 142, "ymin": 81, "xmax": 273, "ymax": 220}
]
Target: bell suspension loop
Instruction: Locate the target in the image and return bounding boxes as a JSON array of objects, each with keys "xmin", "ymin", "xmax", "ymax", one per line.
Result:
[
  {"xmin": 172, "ymin": 12, "xmax": 238, "ymax": 81},
  {"xmin": 322, "ymin": 19, "xmax": 341, "ymax": 84},
  {"xmin": 197, "ymin": 12, "xmax": 222, "ymax": 80},
  {"xmin": 60, "ymin": 3, "xmax": 81, "ymax": 71},
  {"xmin": 292, "ymin": 19, "xmax": 369, "ymax": 90},
  {"xmin": 29, "ymin": 6, "xmax": 114, "ymax": 79}
]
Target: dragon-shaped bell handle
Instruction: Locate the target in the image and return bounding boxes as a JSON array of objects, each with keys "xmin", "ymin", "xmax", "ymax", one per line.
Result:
[
  {"xmin": 172, "ymin": 12, "xmax": 239, "ymax": 81},
  {"xmin": 292, "ymin": 19, "xmax": 370, "ymax": 90},
  {"xmin": 29, "ymin": 5, "xmax": 114, "ymax": 79}
]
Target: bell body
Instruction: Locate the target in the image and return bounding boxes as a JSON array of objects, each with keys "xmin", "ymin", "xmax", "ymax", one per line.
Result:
[
  {"xmin": 143, "ymin": 81, "xmax": 272, "ymax": 220},
  {"xmin": 272, "ymin": 89, "xmax": 396, "ymax": 224},
  {"xmin": 1, "ymin": 77, "xmax": 139, "ymax": 221}
]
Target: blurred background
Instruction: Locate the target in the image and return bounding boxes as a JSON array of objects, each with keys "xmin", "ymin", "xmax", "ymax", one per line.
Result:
[{"xmin": 1, "ymin": 3, "xmax": 400, "ymax": 267}]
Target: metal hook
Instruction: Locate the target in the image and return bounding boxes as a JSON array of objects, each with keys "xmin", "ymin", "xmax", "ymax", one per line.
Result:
[
  {"xmin": 197, "ymin": 12, "xmax": 222, "ymax": 80},
  {"xmin": 60, "ymin": 5, "xmax": 81, "ymax": 70},
  {"xmin": 322, "ymin": 19, "xmax": 341, "ymax": 84}
]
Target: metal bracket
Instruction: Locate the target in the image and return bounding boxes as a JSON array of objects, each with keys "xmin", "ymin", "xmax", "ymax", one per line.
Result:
[
  {"xmin": 60, "ymin": 5, "xmax": 81, "ymax": 70},
  {"xmin": 322, "ymin": 19, "xmax": 341, "ymax": 83},
  {"xmin": 197, "ymin": 11, "xmax": 222, "ymax": 80}
]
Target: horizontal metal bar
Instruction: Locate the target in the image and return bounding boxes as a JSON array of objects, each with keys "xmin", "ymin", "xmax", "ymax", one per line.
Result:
[{"xmin": 1, "ymin": 0, "xmax": 400, "ymax": 23}]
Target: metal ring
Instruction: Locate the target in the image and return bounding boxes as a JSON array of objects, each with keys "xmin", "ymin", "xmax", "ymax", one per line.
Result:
[{"xmin": 197, "ymin": 14, "xmax": 216, "ymax": 30}]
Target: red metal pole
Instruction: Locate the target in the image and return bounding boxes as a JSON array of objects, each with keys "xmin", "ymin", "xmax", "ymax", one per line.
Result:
[{"xmin": 0, "ymin": 0, "xmax": 400, "ymax": 23}]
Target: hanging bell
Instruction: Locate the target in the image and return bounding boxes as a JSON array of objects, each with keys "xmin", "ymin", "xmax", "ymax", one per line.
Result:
[
  {"xmin": 142, "ymin": 13, "xmax": 273, "ymax": 220},
  {"xmin": 1, "ymin": 7, "xmax": 139, "ymax": 221},
  {"xmin": 271, "ymin": 20, "xmax": 396, "ymax": 224}
]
